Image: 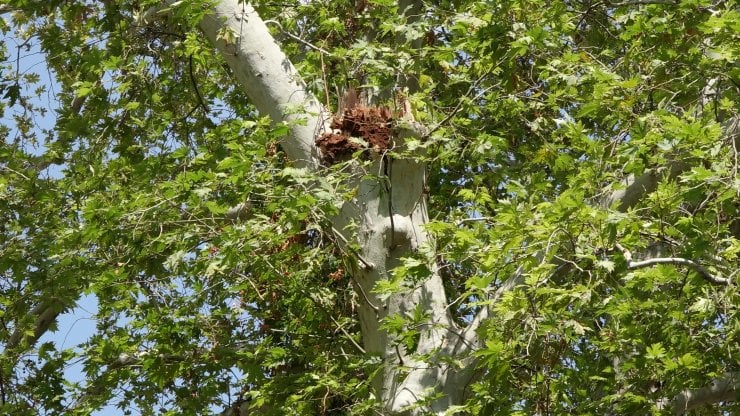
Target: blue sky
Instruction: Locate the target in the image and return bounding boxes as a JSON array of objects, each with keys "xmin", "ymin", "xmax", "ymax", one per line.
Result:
[
  {"xmin": 1, "ymin": 28, "xmax": 118, "ymax": 414},
  {"xmin": 2, "ymin": 25, "xmax": 244, "ymax": 414}
]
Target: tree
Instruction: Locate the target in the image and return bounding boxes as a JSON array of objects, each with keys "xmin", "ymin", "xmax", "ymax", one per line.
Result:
[{"xmin": 0, "ymin": 0, "xmax": 737, "ymax": 414}]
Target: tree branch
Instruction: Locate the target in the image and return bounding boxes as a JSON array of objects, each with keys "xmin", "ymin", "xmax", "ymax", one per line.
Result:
[
  {"xmin": 629, "ymin": 257, "xmax": 730, "ymax": 285},
  {"xmin": 616, "ymin": 243, "xmax": 731, "ymax": 286},
  {"xmin": 457, "ymin": 266, "xmax": 525, "ymax": 354},
  {"xmin": 463, "ymin": 114, "xmax": 738, "ymax": 366},
  {"xmin": 604, "ymin": 115, "xmax": 739, "ymax": 211},
  {"xmin": 667, "ymin": 372, "xmax": 740, "ymax": 415},
  {"xmin": 201, "ymin": 1, "xmax": 331, "ymax": 169},
  {"xmin": 607, "ymin": 0, "xmax": 678, "ymax": 5},
  {"xmin": 463, "ymin": 107, "xmax": 737, "ymax": 361},
  {"xmin": 160, "ymin": 0, "xmax": 331, "ymax": 169},
  {"xmin": 602, "ymin": 162, "xmax": 689, "ymax": 211},
  {"xmin": 6, "ymin": 299, "xmax": 66, "ymax": 350}
]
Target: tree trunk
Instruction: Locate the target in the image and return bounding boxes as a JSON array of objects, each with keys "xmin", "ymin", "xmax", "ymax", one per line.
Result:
[
  {"xmin": 191, "ymin": 1, "xmax": 473, "ymax": 413},
  {"xmin": 168, "ymin": 1, "xmax": 740, "ymax": 414}
]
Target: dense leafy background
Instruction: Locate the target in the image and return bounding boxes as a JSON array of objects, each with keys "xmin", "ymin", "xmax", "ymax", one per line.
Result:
[{"xmin": 1, "ymin": 0, "xmax": 737, "ymax": 414}]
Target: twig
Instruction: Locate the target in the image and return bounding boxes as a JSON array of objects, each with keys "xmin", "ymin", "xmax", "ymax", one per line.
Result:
[
  {"xmin": 263, "ymin": 20, "xmax": 333, "ymax": 56},
  {"xmin": 395, "ymin": 344, "xmax": 404, "ymax": 365},
  {"xmin": 1, "ymin": 166, "xmax": 30, "ymax": 180},
  {"xmin": 331, "ymin": 226, "xmax": 375, "ymax": 269},
  {"xmin": 426, "ymin": 76, "xmax": 497, "ymax": 137},
  {"xmin": 350, "ymin": 277, "xmax": 381, "ymax": 314},
  {"xmin": 236, "ymin": 272, "xmax": 265, "ymax": 301},
  {"xmin": 607, "ymin": 0, "xmax": 678, "ymax": 5},
  {"xmin": 320, "ymin": 51, "xmax": 331, "ymax": 110},
  {"xmin": 329, "ymin": 315, "xmax": 366, "ymax": 354},
  {"xmin": 189, "ymin": 54, "xmax": 210, "ymax": 114},
  {"xmin": 455, "ymin": 216, "xmax": 494, "ymax": 226}
]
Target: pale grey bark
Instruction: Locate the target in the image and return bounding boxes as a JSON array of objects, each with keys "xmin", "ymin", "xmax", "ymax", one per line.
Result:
[
  {"xmin": 602, "ymin": 161, "xmax": 689, "ymax": 211},
  {"xmin": 627, "ymin": 256, "xmax": 730, "ymax": 285},
  {"xmin": 657, "ymin": 372, "xmax": 740, "ymax": 415},
  {"xmin": 616, "ymin": 243, "xmax": 732, "ymax": 285},
  {"xmin": 189, "ymin": 1, "xmax": 469, "ymax": 413},
  {"xmin": 156, "ymin": 1, "xmax": 738, "ymax": 414},
  {"xmin": 6, "ymin": 298, "xmax": 66, "ymax": 350},
  {"xmin": 603, "ymin": 114, "xmax": 738, "ymax": 212},
  {"xmin": 1, "ymin": 2, "xmax": 735, "ymax": 415},
  {"xmin": 182, "ymin": 1, "xmax": 330, "ymax": 170}
]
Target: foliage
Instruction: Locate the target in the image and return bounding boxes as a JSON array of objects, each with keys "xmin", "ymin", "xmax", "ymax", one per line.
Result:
[{"xmin": 0, "ymin": 0, "xmax": 737, "ymax": 415}]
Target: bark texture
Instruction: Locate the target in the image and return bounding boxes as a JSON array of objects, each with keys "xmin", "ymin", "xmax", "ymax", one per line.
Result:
[
  {"xmin": 195, "ymin": 1, "xmax": 473, "ymax": 413},
  {"xmin": 193, "ymin": 1, "xmax": 329, "ymax": 169},
  {"xmin": 186, "ymin": 1, "xmax": 738, "ymax": 414}
]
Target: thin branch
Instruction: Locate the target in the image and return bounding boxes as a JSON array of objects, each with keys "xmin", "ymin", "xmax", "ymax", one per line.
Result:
[
  {"xmin": 0, "ymin": 166, "xmax": 30, "ymax": 180},
  {"xmin": 329, "ymin": 315, "xmax": 366, "ymax": 354},
  {"xmin": 299, "ymin": 282, "xmax": 368, "ymax": 355},
  {"xmin": 629, "ymin": 257, "xmax": 730, "ymax": 285},
  {"xmin": 455, "ymin": 216, "xmax": 494, "ymax": 226},
  {"xmin": 189, "ymin": 54, "xmax": 210, "ymax": 114},
  {"xmin": 456, "ymin": 267, "xmax": 525, "ymax": 354},
  {"xmin": 331, "ymin": 226, "xmax": 375, "ymax": 270},
  {"xmin": 262, "ymin": 20, "xmax": 333, "ymax": 56},
  {"xmin": 607, "ymin": 0, "xmax": 678, "ymax": 5},
  {"xmin": 426, "ymin": 75, "xmax": 497, "ymax": 137},
  {"xmin": 350, "ymin": 276, "xmax": 381, "ymax": 314},
  {"xmin": 616, "ymin": 243, "xmax": 730, "ymax": 286}
]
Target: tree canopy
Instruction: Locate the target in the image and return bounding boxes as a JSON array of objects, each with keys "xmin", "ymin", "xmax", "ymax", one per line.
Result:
[{"xmin": 0, "ymin": 0, "xmax": 738, "ymax": 415}]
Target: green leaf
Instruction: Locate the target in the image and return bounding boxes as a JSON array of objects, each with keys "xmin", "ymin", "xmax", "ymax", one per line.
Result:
[{"xmin": 645, "ymin": 343, "xmax": 666, "ymax": 360}]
